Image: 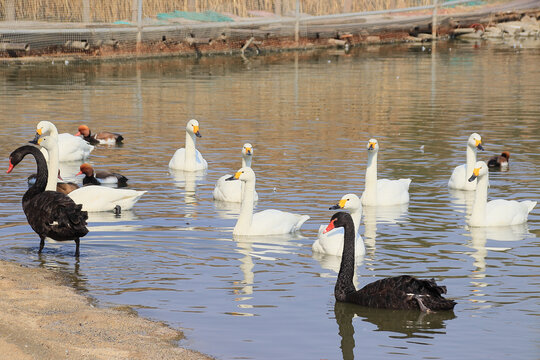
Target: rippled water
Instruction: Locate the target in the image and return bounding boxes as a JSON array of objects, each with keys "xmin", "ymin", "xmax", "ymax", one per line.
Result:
[{"xmin": 1, "ymin": 39, "xmax": 539, "ymax": 359}]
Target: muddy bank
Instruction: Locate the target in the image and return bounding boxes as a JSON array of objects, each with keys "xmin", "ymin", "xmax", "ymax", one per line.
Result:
[{"xmin": 0, "ymin": 260, "xmax": 211, "ymax": 360}]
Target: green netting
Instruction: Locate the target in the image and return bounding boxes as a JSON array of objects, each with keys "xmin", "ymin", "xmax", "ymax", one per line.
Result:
[{"xmin": 157, "ymin": 10, "xmax": 233, "ymax": 22}]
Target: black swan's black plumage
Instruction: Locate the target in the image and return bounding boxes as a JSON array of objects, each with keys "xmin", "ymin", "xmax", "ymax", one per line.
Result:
[
  {"xmin": 7, "ymin": 145, "xmax": 88, "ymax": 256},
  {"xmin": 327, "ymin": 212, "xmax": 456, "ymax": 311}
]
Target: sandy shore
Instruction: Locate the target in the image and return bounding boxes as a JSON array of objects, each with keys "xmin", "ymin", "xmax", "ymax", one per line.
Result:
[{"xmin": 0, "ymin": 260, "xmax": 211, "ymax": 360}]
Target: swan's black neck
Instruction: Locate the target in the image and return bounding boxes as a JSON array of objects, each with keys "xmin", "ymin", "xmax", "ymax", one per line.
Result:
[
  {"xmin": 11, "ymin": 146, "xmax": 49, "ymax": 203},
  {"xmin": 335, "ymin": 214, "xmax": 357, "ymax": 301}
]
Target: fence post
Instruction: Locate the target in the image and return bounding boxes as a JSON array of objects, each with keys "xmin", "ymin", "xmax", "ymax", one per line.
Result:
[
  {"xmin": 275, "ymin": 0, "xmax": 282, "ymax": 16},
  {"xmin": 295, "ymin": 0, "xmax": 300, "ymax": 44},
  {"xmin": 6, "ymin": 0, "xmax": 16, "ymax": 21},
  {"xmin": 432, "ymin": 0, "xmax": 439, "ymax": 39},
  {"xmin": 136, "ymin": 0, "xmax": 143, "ymax": 50},
  {"xmin": 82, "ymin": 0, "xmax": 91, "ymax": 23},
  {"xmin": 343, "ymin": 0, "xmax": 352, "ymax": 13}
]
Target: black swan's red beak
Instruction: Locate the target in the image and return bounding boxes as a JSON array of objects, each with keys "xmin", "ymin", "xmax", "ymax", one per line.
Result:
[
  {"xmin": 7, "ymin": 159, "xmax": 14, "ymax": 174},
  {"xmin": 323, "ymin": 218, "xmax": 337, "ymax": 234}
]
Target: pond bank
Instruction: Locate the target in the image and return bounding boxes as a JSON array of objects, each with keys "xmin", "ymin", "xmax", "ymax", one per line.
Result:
[
  {"xmin": 1, "ymin": 0, "xmax": 538, "ymax": 63},
  {"xmin": 0, "ymin": 260, "xmax": 211, "ymax": 359}
]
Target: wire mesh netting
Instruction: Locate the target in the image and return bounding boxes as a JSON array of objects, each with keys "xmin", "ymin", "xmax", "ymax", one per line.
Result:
[{"xmin": 0, "ymin": 0, "xmax": 531, "ymax": 57}]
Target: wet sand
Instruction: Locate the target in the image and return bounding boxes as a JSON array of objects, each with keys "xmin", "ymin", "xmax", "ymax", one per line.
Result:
[{"xmin": 0, "ymin": 260, "xmax": 211, "ymax": 360}]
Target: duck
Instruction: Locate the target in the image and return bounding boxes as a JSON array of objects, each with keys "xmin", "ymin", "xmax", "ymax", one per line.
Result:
[
  {"xmin": 35, "ymin": 134, "xmax": 146, "ymax": 212},
  {"xmin": 225, "ymin": 167, "xmax": 309, "ymax": 236},
  {"xmin": 487, "ymin": 151, "xmax": 510, "ymax": 169},
  {"xmin": 448, "ymin": 133, "xmax": 484, "ymax": 190},
  {"xmin": 467, "ymin": 161, "xmax": 536, "ymax": 227},
  {"xmin": 361, "ymin": 139, "xmax": 411, "ymax": 206},
  {"xmin": 77, "ymin": 163, "xmax": 128, "ymax": 187},
  {"xmin": 213, "ymin": 143, "xmax": 259, "ymax": 203},
  {"xmin": 168, "ymin": 119, "xmax": 208, "ymax": 171},
  {"xmin": 6, "ymin": 144, "xmax": 88, "ymax": 256},
  {"xmin": 313, "ymin": 194, "xmax": 365, "ymax": 257},
  {"xmin": 35, "ymin": 121, "xmax": 94, "ymax": 162},
  {"xmin": 325, "ymin": 212, "xmax": 456, "ymax": 311},
  {"xmin": 75, "ymin": 124, "xmax": 124, "ymax": 145}
]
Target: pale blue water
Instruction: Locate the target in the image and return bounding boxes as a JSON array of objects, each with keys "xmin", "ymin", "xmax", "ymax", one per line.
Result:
[{"xmin": 1, "ymin": 39, "xmax": 539, "ymax": 359}]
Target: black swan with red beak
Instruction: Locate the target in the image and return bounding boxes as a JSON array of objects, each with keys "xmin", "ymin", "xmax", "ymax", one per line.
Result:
[
  {"xmin": 7, "ymin": 145, "xmax": 88, "ymax": 256},
  {"xmin": 325, "ymin": 212, "xmax": 456, "ymax": 311}
]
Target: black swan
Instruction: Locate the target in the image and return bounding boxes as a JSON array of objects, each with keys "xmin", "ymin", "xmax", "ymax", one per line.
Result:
[
  {"xmin": 75, "ymin": 124, "xmax": 123, "ymax": 145},
  {"xmin": 325, "ymin": 212, "xmax": 456, "ymax": 311},
  {"xmin": 7, "ymin": 145, "xmax": 89, "ymax": 256},
  {"xmin": 487, "ymin": 151, "xmax": 510, "ymax": 169},
  {"xmin": 77, "ymin": 163, "xmax": 128, "ymax": 187}
]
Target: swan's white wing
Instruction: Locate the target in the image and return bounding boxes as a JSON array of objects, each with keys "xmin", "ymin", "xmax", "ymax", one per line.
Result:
[
  {"xmin": 485, "ymin": 199, "xmax": 536, "ymax": 226},
  {"xmin": 376, "ymin": 178, "xmax": 411, "ymax": 205},
  {"xmin": 168, "ymin": 148, "xmax": 186, "ymax": 170},
  {"xmin": 249, "ymin": 209, "xmax": 309, "ymax": 235},
  {"xmin": 313, "ymin": 225, "xmax": 365, "ymax": 257},
  {"xmin": 68, "ymin": 186, "xmax": 146, "ymax": 212},
  {"xmin": 58, "ymin": 133, "xmax": 94, "ymax": 162}
]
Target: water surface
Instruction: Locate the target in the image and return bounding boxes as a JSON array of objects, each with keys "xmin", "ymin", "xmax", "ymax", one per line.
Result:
[{"xmin": 1, "ymin": 39, "xmax": 539, "ymax": 359}]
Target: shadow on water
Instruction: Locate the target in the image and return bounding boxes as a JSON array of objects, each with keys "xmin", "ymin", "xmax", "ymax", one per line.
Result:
[{"xmin": 334, "ymin": 301, "xmax": 456, "ymax": 359}]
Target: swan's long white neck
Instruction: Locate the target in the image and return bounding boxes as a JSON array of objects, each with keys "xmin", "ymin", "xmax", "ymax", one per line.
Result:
[
  {"xmin": 184, "ymin": 131, "xmax": 197, "ymax": 169},
  {"xmin": 242, "ymin": 155, "xmax": 252, "ymax": 168},
  {"xmin": 350, "ymin": 208, "xmax": 362, "ymax": 236},
  {"xmin": 470, "ymin": 173, "xmax": 488, "ymax": 225},
  {"xmin": 466, "ymin": 145, "xmax": 477, "ymax": 182},
  {"xmin": 234, "ymin": 177, "xmax": 256, "ymax": 235},
  {"xmin": 364, "ymin": 150, "xmax": 378, "ymax": 204},
  {"xmin": 45, "ymin": 133, "xmax": 60, "ymax": 191}
]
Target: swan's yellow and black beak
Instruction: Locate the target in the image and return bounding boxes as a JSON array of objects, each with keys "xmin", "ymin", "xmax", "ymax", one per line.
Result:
[
  {"xmin": 323, "ymin": 218, "xmax": 337, "ymax": 234},
  {"xmin": 225, "ymin": 170, "xmax": 242, "ymax": 181},
  {"xmin": 368, "ymin": 141, "xmax": 376, "ymax": 150},
  {"xmin": 29, "ymin": 132, "xmax": 40, "ymax": 145},
  {"xmin": 329, "ymin": 198, "xmax": 347, "ymax": 210},
  {"xmin": 193, "ymin": 125, "xmax": 202, "ymax": 138},
  {"xmin": 475, "ymin": 139, "xmax": 484, "ymax": 151},
  {"xmin": 245, "ymin": 146, "xmax": 252, "ymax": 155},
  {"xmin": 468, "ymin": 167, "xmax": 481, "ymax": 182}
]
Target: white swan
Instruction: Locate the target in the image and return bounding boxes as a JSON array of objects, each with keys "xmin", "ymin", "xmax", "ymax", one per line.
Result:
[
  {"xmin": 448, "ymin": 133, "xmax": 484, "ymax": 190},
  {"xmin": 313, "ymin": 194, "xmax": 365, "ymax": 257},
  {"xmin": 226, "ymin": 167, "xmax": 309, "ymax": 236},
  {"xmin": 467, "ymin": 161, "xmax": 536, "ymax": 227},
  {"xmin": 36, "ymin": 121, "xmax": 94, "ymax": 162},
  {"xmin": 36, "ymin": 134, "xmax": 146, "ymax": 212},
  {"xmin": 168, "ymin": 119, "xmax": 208, "ymax": 171},
  {"xmin": 361, "ymin": 139, "xmax": 411, "ymax": 206},
  {"xmin": 213, "ymin": 143, "xmax": 259, "ymax": 203}
]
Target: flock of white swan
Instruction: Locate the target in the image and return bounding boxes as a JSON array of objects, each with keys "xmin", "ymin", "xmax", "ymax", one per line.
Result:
[{"xmin": 9, "ymin": 120, "xmax": 538, "ymax": 257}]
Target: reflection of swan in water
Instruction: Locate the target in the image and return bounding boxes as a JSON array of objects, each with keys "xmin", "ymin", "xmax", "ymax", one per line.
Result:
[
  {"xmin": 467, "ymin": 224, "xmax": 531, "ymax": 284},
  {"xmin": 86, "ymin": 210, "xmax": 141, "ymax": 233},
  {"xmin": 362, "ymin": 204, "xmax": 408, "ymax": 249},
  {"xmin": 312, "ymin": 251, "xmax": 363, "ymax": 288},
  {"xmin": 334, "ymin": 301, "xmax": 456, "ymax": 358},
  {"xmin": 169, "ymin": 169, "xmax": 206, "ymax": 205},
  {"xmin": 448, "ymin": 188, "xmax": 476, "ymax": 216},
  {"xmin": 231, "ymin": 234, "xmax": 304, "ymax": 315}
]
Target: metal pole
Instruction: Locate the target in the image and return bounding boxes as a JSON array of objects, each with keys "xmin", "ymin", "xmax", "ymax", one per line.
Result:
[
  {"xmin": 82, "ymin": 0, "xmax": 91, "ymax": 23},
  {"xmin": 136, "ymin": 0, "xmax": 143, "ymax": 49},
  {"xmin": 432, "ymin": 0, "xmax": 438, "ymax": 39},
  {"xmin": 295, "ymin": 0, "xmax": 300, "ymax": 43},
  {"xmin": 6, "ymin": 0, "xmax": 16, "ymax": 21}
]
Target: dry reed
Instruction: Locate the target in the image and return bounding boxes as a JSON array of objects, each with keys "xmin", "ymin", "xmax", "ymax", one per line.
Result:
[{"xmin": 2, "ymin": 0, "xmax": 435, "ymax": 23}]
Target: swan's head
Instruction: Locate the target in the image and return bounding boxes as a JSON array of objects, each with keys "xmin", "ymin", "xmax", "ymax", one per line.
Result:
[
  {"xmin": 32, "ymin": 135, "xmax": 55, "ymax": 151},
  {"xmin": 242, "ymin": 143, "xmax": 253, "ymax": 157},
  {"xmin": 468, "ymin": 161, "xmax": 488, "ymax": 182},
  {"xmin": 36, "ymin": 121, "xmax": 57, "ymax": 137},
  {"xmin": 225, "ymin": 166, "xmax": 256, "ymax": 182},
  {"xmin": 76, "ymin": 125, "xmax": 91, "ymax": 137},
  {"xmin": 468, "ymin": 133, "xmax": 484, "ymax": 151},
  {"xmin": 329, "ymin": 193, "xmax": 361, "ymax": 212},
  {"xmin": 77, "ymin": 163, "xmax": 95, "ymax": 177},
  {"xmin": 186, "ymin": 119, "xmax": 202, "ymax": 138},
  {"xmin": 323, "ymin": 212, "xmax": 353, "ymax": 234},
  {"xmin": 367, "ymin": 138, "xmax": 379, "ymax": 152}
]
